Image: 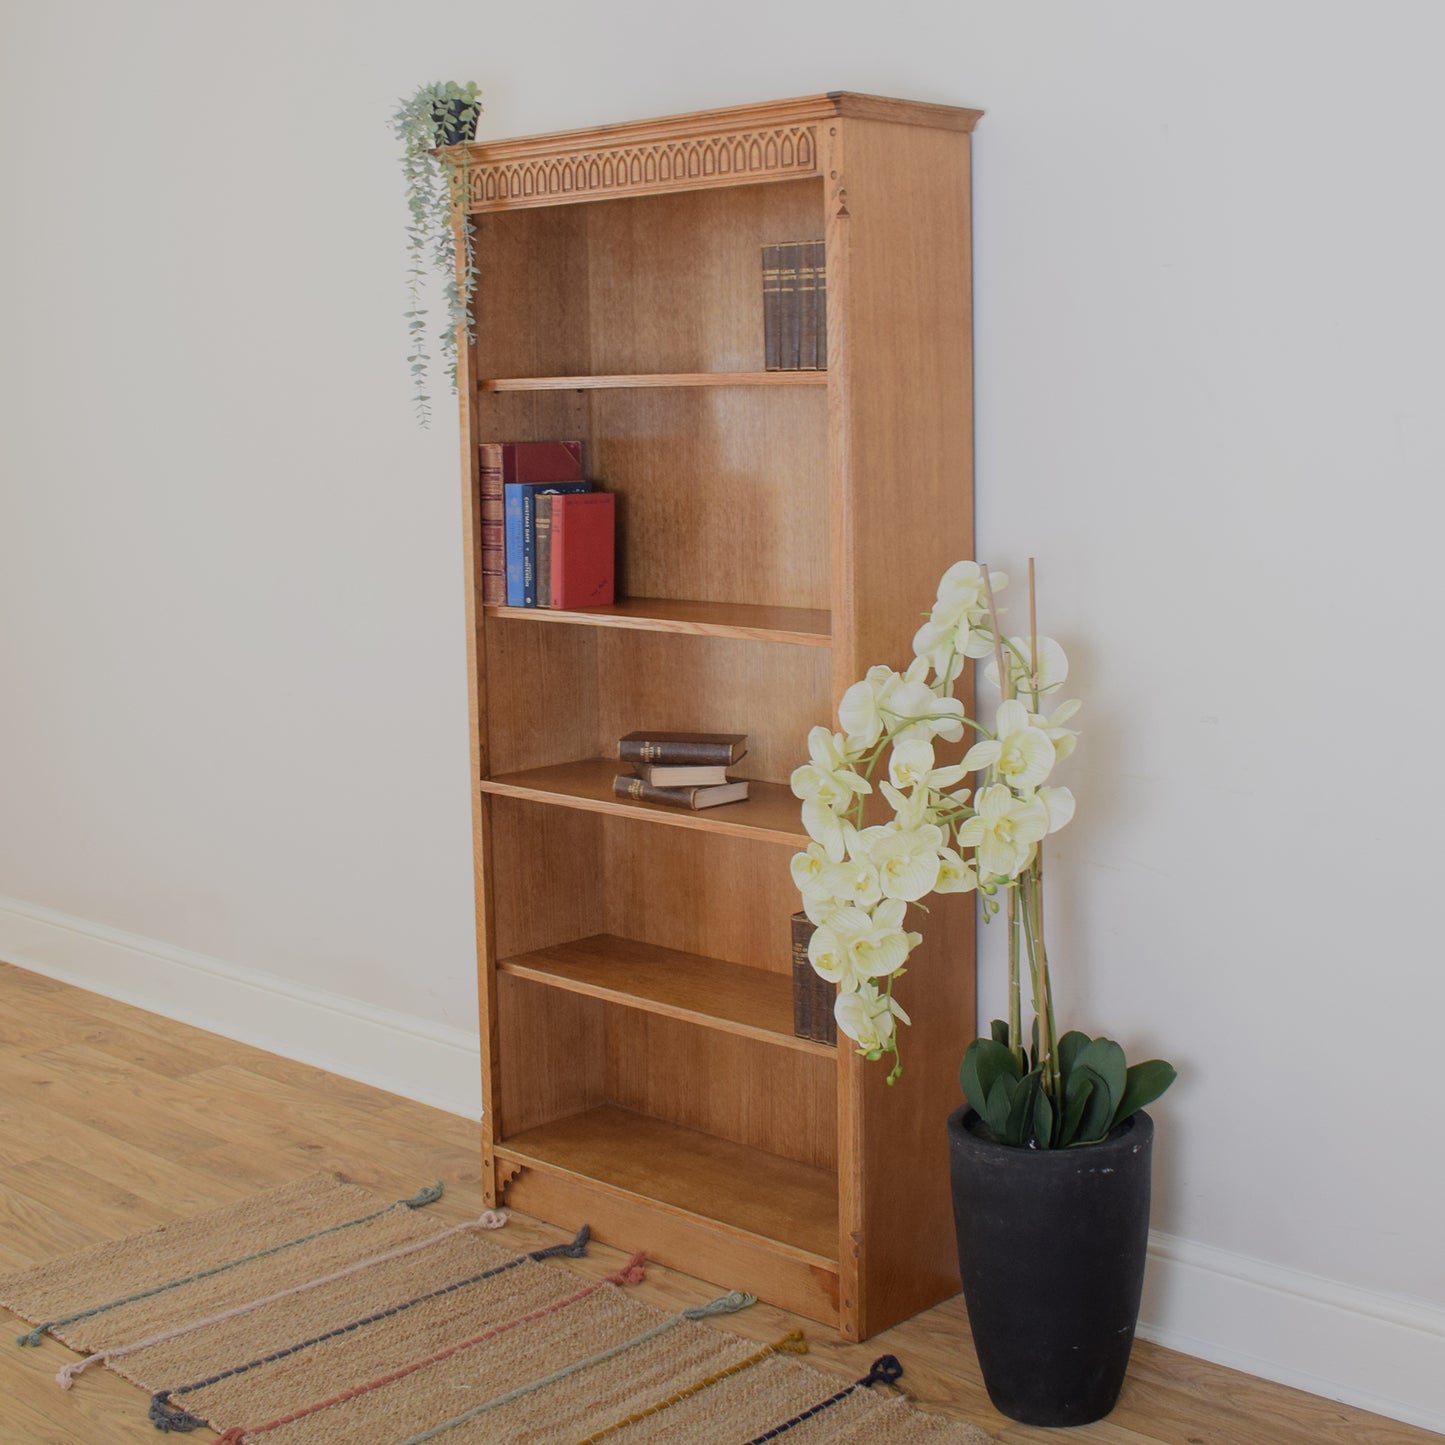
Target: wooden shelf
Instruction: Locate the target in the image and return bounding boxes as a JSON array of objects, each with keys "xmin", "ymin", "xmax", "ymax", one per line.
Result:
[
  {"xmin": 486, "ymin": 596, "xmax": 831, "ymax": 647},
  {"xmin": 480, "ymin": 371, "xmax": 827, "ymax": 392},
  {"xmin": 495, "ymin": 1104, "xmax": 839, "ymax": 1266},
  {"xmin": 479, "ymin": 759, "xmax": 807, "ymax": 844},
  {"xmin": 499, "ymin": 933, "xmax": 833, "ymax": 1058}
]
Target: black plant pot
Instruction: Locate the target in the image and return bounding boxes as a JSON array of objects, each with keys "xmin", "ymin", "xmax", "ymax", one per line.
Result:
[
  {"xmin": 431, "ymin": 99, "xmax": 478, "ymax": 147},
  {"xmin": 947, "ymin": 1105, "xmax": 1154, "ymax": 1428}
]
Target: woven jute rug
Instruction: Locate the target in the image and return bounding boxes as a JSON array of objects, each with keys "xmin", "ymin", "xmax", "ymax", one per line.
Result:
[{"xmin": 0, "ymin": 1172, "xmax": 992, "ymax": 1444}]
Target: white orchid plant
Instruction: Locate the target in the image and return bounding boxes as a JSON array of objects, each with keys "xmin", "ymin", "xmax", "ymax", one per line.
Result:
[{"xmin": 791, "ymin": 559, "xmax": 1173, "ymax": 1148}]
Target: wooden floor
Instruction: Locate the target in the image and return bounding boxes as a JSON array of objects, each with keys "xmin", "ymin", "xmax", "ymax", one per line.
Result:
[{"xmin": 0, "ymin": 960, "xmax": 1431, "ymax": 1445}]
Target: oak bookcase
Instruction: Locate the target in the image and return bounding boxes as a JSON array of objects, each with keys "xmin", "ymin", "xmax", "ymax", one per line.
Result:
[{"xmin": 453, "ymin": 92, "xmax": 981, "ymax": 1340}]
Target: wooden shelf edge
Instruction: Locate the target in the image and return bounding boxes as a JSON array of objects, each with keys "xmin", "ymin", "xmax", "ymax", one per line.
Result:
[
  {"xmin": 485, "ymin": 598, "xmax": 831, "ymax": 648},
  {"xmin": 498, "ymin": 937, "xmax": 836, "ymax": 1060},
  {"xmin": 480, "ymin": 371, "xmax": 827, "ymax": 392},
  {"xmin": 478, "ymin": 762, "xmax": 807, "ymax": 846}
]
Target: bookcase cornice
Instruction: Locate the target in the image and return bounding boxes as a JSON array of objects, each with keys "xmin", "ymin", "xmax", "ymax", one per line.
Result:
[{"xmin": 458, "ymin": 92, "xmax": 982, "ymax": 213}]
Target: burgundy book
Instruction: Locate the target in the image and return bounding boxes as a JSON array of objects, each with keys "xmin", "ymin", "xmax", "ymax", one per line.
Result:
[
  {"xmin": 548, "ymin": 491, "xmax": 615, "ymax": 609},
  {"xmin": 478, "ymin": 441, "xmax": 583, "ymax": 606}
]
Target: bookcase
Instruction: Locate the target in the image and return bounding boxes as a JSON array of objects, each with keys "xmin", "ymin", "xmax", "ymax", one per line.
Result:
[{"xmin": 453, "ymin": 92, "xmax": 981, "ymax": 1340}]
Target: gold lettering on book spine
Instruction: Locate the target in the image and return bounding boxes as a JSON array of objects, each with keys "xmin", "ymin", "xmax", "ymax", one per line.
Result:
[{"xmin": 465, "ymin": 125, "xmax": 819, "ymax": 212}]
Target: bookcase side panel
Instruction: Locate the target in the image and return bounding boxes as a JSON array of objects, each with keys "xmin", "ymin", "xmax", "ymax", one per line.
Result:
[
  {"xmin": 496, "ymin": 973, "xmax": 609, "ymax": 1138},
  {"xmin": 828, "ymin": 117, "xmax": 977, "ymax": 1338}
]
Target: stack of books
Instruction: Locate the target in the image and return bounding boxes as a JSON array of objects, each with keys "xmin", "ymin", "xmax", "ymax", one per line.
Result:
[
  {"xmin": 478, "ymin": 440, "xmax": 616, "ymax": 610},
  {"xmin": 761, "ymin": 239, "xmax": 826, "ymax": 371},
  {"xmin": 612, "ymin": 731, "xmax": 750, "ymax": 810}
]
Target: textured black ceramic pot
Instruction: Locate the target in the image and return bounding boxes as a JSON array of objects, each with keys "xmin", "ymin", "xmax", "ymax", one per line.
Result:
[
  {"xmin": 431, "ymin": 99, "xmax": 479, "ymax": 146},
  {"xmin": 946, "ymin": 1105, "xmax": 1154, "ymax": 1427}
]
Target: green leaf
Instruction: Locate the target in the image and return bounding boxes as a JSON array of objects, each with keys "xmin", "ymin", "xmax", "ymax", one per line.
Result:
[
  {"xmin": 1071, "ymin": 1064, "xmax": 1116, "ymax": 1144},
  {"xmin": 960, "ymin": 1038, "xmax": 1021, "ymax": 1114},
  {"xmin": 1075, "ymin": 1037, "xmax": 1127, "ymax": 1109},
  {"xmin": 1059, "ymin": 1069, "xmax": 1095, "ymax": 1147},
  {"xmin": 1057, "ymin": 1030, "xmax": 1091, "ymax": 1079},
  {"xmin": 989, "ymin": 1018, "xmax": 1010, "ymax": 1047},
  {"xmin": 1033, "ymin": 1087, "xmax": 1054, "ymax": 1150},
  {"xmin": 1004, "ymin": 1070, "xmax": 1041, "ymax": 1147},
  {"xmin": 983, "ymin": 1075, "xmax": 1014, "ymax": 1138},
  {"xmin": 1113, "ymin": 1059, "xmax": 1178, "ymax": 1127}
]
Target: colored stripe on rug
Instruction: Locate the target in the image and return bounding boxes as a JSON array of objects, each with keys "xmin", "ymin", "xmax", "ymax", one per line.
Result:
[{"xmin": 12, "ymin": 1182, "xmax": 445, "ymax": 1349}]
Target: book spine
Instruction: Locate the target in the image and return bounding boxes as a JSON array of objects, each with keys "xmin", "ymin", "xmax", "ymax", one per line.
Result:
[
  {"xmin": 790, "ymin": 912, "xmax": 837, "ymax": 1046},
  {"xmin": 478, "ymin": 444, "xmax": 506, "ymax": 607},
  {"xmin": 534, "ymin": 494, "xmax": 554, "ymax": 609},
  {"xmin": 779, "ymin": 241, "xmax": 801, "ymax": 370},
  {"xmin": 797, "ymin": 242, "xmax": 817, "ymax": 372},
  {"xmin": 613, "ymin": 774, "xmax": 706, "ymax": 809},
  {"xmin": 813, "ymin": 240, "xmax": 828, "ymax": 370},
  {"xmin": 761, "ymin": 244, "xmax": 783, "ymax": 371},
  {"xmin": 503, "ymin": 483, "xmax": 526, "ymax": 607},
  {"xmin": 617, "ymin": 737, "xmax": 743, "ymax": 766}
]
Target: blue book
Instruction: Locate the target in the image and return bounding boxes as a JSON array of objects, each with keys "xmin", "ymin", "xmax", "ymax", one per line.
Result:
[{"xmin": 504, "ymin": 481, "xmax": 592, "ymax": 606}]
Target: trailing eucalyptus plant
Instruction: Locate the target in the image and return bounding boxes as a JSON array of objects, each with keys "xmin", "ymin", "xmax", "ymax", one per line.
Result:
[
  {"xmin": 392, "ymin": 81, "xmax": 482, "ymax": 426},
  {"xmin": 791, "ymin": 558, "xmax": 1176, "ymax": 1147}
]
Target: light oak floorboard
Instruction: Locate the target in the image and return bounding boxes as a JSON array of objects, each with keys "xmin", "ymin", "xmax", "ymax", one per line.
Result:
[{"xmin": 0, "ymin": 959, "xmax": 1430, "ymax": 1444}]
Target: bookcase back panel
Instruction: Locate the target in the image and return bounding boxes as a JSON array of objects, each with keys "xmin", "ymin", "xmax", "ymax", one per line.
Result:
[
  {"xmin": 604, "ymin": 1006, "xmax": 838, "ymax": 1171},
  {"xmin": 473, "ymin": 391, "xmax": 590, "ymax": 449},
  {"xmin": 583, "ymin": 179, "xmax": 822, "ymax": 374},
  {"xmin": 600, "ymin": 814, "xmax": 799, "ymax": 972},
  {"xmin": 496, "ymin": 973, "xmax": 609, "ymax": 1138},
  {"xmin": 473, "ymin": 206, "xmax": 592, "ymax": 380},
  {"xmin": 482, "ymin": 619, "xmax": 600, "ymax": 775},
  {"xmin": 488, "ymin": 798, "xmax": 607, "ymax": 959},
  {"xmin": 587, "ymin": 387, "xmax": 828, "ymax": 611},
  {"xmin": 596, "ymin": 631, "xmax": 827, "ymax": 783}
]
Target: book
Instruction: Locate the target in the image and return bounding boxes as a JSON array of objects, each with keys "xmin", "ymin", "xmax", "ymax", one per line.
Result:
[
  {"xmin": 779, "ymin": 240, "xmax": 801, "ymax": 369},
  {"xmin": 478, "ymin": 441, "xmax": 583, "ymax": 607},
  {"xmin": 761, "ymin": 243, "xmax": 784, "ymax": 370},
  {"xmin": 548, "ymin": 492, "xmax": 615, "ymax": 609},
  {"xmin": 618, "ymin": 731, "xmax": 748, "ymax": 767},
  {"xmin": 504, "ymin": 481, "xmax": 591, "ymax": 607},
  {"xmin": 613, "ymin": 774, "xmax": 750, "ymax": 810},
  {"xmin": 534, "ymin": 493, "xmax": 555, "ymax": 608},
  {"xmin": 633, "ymin": 761, "xmax": 737, "ymax": 787},
  {"xmin": 791, "ymin": 911, "xmax": 838, "ymax": 1046},
  {"xmin": 797, "ymin": 240, "xmax": 826, "ymax": 369}
]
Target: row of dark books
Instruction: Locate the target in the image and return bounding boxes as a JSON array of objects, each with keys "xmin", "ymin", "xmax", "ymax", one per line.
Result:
[
  {"xmin": 761, "ymin": 239, "xmax": 826, "ymax": 371},
  {"xmin": 611, "ymin": 731, "xmax": 750, "ymax": 811},
  {"xmin": 479, "ymin": 440, "xmax": 615, "ymax": 610}
]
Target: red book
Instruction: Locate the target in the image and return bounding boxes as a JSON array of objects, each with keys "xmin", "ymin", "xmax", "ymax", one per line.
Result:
[
  {"xmin": 548, "ymin": 492, "xmax": 615, "ymax": 609},
  {"xmin": 478, "ymin": 441, "xmax": 583, "ymax": 606}
]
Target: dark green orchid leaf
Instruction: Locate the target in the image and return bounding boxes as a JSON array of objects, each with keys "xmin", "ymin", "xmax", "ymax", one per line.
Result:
[
  {"xmin": 1113, "ymin": 1059, "xmax": 1178, "ymax": 1126},
  {"xmin": 960, "ymin": 1038, "xmax": 1021, "ymax": 1114}
]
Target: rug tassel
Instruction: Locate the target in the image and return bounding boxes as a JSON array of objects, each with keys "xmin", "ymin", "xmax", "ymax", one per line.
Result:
[
  {"xmin": 148, "ymin": 1390, "xmax": 210, "ymax": 1432},
  {"xmin": 531, "ymin": 1223, "xmax": 590, "ymax": 1260},
  {"xmin": 16, "ymin": 1325, "xmax": 47, "ymax": 1347},
  {"xmin": 682, "ymin": 1290, "xmax": 756, "ymax": 1319},
  {"xmin": 215, "ymin": 1430, "xmax": 247, "ymax": 1444},
  {"xmin": 860, "ymin": 1354, "xmax": 904, "ymax": 1389},
  {"xmin": 775, "ymin": 1329, "xmax": 809, "ymax": 1355},
  {"xmin": 476, "ymin": 1209, "xmax": 507, "ymax": 1229},
  {"xmin": 56, "ymin": 1354, "xmax": 103, "ymax": 1389},
  {"xmin": 609, "ymin": 1251, "xmax": 648, "ymax": 1286},
  {"xmin": 402, "ymin": 1181, "xmax": 445, "ymax": 1208}
]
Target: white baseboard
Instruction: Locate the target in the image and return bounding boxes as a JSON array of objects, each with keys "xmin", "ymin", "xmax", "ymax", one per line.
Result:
[
  {"xmin": 1141, "ymin": 1231, "xmax": 1445, "ymax": 1434},
  {"xmin": 0, "ymin": 894, "xmax": 482, "ymax": 1119},
  {"xmin": 2, "ymin": 896, "xmax": 1442, "ymax": 1432}
]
